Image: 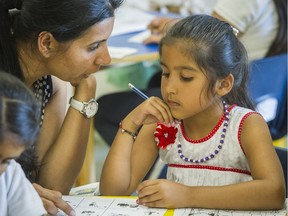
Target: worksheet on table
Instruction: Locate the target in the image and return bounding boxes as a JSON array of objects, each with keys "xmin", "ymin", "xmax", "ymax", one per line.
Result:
[{"xmin": 57, "ymin": 196, "xmax": 167, "ymax": 216}]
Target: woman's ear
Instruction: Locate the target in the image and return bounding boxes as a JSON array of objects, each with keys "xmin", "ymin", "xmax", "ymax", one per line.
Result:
[
  {"xmin": 38, "ymin": 31, "xmax": 57, "ymax": 58},
  {"xmin": 215, "ymin": 74, "xmax": 234, "ymax": 96}
]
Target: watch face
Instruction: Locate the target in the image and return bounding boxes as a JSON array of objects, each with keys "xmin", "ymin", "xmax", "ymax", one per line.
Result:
[{"xmin": 86, "ymin": 101, "xmax": 98, "ymax": 118}]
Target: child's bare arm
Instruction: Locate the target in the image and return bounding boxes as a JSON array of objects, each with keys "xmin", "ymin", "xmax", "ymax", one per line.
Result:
[{"xmin": 100, "ymin": 97, "xmax": 174, "ymax": 195}]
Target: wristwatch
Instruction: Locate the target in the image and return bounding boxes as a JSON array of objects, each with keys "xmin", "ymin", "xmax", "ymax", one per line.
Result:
[{"xmin": 69, "ymin": 97, "xmax": 98, "ymax": 118}]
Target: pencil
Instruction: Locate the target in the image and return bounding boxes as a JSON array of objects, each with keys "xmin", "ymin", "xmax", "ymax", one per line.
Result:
[{"xmin": 128, "ymin": 83, "xmax": 149, "ymax": 100}]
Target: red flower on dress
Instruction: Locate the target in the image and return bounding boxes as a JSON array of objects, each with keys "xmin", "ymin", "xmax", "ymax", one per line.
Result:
[{"xmin": 154, "ymin": 123, "xmax": 178, "ymax": 150}]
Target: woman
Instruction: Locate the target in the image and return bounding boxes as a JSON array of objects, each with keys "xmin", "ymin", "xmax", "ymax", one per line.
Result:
[{"xmin": 0, "ymin": 0, "xmax": 123, "ymax": 214}]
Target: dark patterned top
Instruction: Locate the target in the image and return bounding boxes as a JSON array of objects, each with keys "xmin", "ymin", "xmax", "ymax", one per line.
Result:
[
  {"xmin": 33, "ymin": 75, "xmax": 53, "ymax": 125},
  {"xmin": 17, "ymin": 75, "xmax": 53, "ymax": 182}
]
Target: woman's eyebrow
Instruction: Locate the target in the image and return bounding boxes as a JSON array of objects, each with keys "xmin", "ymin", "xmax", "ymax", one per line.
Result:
[{"xmin": 89, "ymin": 39, "xmax": 107, "ymax": 46}]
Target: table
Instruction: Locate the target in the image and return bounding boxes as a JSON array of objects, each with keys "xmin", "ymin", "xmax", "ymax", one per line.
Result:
[
  {"xmin": 108, "ymin": 31, "xmax": 159, "ymax": 63},
  {"xmin": 68, "ymin": 183, "xmax": 288, "ymax": 216}
]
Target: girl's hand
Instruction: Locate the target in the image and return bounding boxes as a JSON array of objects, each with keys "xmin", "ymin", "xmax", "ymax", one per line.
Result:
[
  {"xmin": 33, "ymin": 183, "xmax": 76, "ymax": 216},
  {"xmin": 129, "ymin": 96, "xmax": 174, "ymax": 127},
  {"xmin": 136, "ymin": 179, "xmax": 189, "ymax": 209}
]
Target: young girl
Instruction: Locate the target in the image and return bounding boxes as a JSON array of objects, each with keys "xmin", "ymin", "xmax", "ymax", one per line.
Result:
[
  {"xmin": 0, "ymin": 71, "xmax": 47, "ymax": 215},
  {"xmin": 100, "ymin": 15, "xmax": 286, "ymax": 210}
]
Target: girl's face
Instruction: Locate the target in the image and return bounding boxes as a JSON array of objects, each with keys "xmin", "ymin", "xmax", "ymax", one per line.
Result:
[
  {"xmin": 0, "ymin": 135, "xmax": 25, "ymax": 175},
  {"xmin": 160, "ymin": 44, "xmax": 218, "ymax": 121},
  {"xmin": 46, "ymin": 17, "xmax": 115, "ymax": 84}
]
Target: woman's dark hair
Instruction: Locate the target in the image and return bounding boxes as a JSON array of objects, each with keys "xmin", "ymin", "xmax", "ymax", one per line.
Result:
[
  {"xmin": 266, "ymin": 0, "xmax": 287, "ymax": 57},
  {"xmin": 159, "ymin": 15, "xmax": 254, "ymax": 109},
  {"xmin": 0, "ymin": 70, "xmax": 41, "ymax": 162},
  {"xmin": 0, "ymin": 0, "xmax": 123, "ymax": 80}
]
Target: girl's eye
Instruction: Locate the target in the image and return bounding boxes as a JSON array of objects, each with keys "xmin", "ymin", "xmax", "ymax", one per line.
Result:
[
  {"xmin": 181, "ymin": 76, "xmax": 193, "ymax": 81},
  {"xmin": 88, "ymin": 43, "xmax": 101, "ymax": 52},
  {"xmin": 161, "ymin": 72, "xmax": 169, "ymax": 78}
]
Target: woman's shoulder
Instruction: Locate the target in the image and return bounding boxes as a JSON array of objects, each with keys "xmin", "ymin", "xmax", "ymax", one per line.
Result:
[{"xmin": 50, "ymin": 75, "xmax": 68, "ymax": 94}]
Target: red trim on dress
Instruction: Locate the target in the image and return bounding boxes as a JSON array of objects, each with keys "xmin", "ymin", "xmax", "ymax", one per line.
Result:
[
  {"xmin": 168, "ymin": 163, "xmax": 251, "ymax": 175},
  {"xmin": 238, "ymin": 112, "xmax": 261, "ymax": 154},
  {"xmin": 181, "ymin": 104, "xmax": 237, "ymax": 144}
]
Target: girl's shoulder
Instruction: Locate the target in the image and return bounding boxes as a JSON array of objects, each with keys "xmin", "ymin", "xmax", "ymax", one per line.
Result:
[
  {"xmin": 229, "ymin": 105, "xmax": 263, "ymax": 130},
  {"xmin": 230, "ymin": 105, "xmax": 259, "ymax": 118}
]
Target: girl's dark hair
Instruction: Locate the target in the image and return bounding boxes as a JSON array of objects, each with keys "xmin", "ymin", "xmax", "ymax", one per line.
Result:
[
  {"xmin": 159, "ymin": 15, "xmax": 254, "ymax": 109},
  {"xmin": 0, "ymin": 0, "xmax": 123, "ymax": 80},
  {"xmin": 0, "ymin": 71, "xmax": 41, "ymax": 176},
  {"xmin": 266, "ymin": 0, "xmax": 287, "ymax": 57}
]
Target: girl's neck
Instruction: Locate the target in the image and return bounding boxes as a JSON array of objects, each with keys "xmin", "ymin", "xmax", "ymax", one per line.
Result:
[
  {"xmin": 182, "ymin": 101, "xmax": 224, "ymax": 140},
  {"xmin": 17, "ymin": 41, "xmax": 47, "ymax": 87}
]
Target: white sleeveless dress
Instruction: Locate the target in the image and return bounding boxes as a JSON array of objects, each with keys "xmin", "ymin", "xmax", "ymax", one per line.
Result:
[{"xmin": 157, "ymin": 105, "xmax": 259, "ymax": 186}]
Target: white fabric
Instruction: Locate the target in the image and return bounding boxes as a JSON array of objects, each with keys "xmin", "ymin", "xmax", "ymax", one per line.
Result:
[
  {"xmin": 159, "ymin": 106, "xmax": 256, "ymax": 187},
  {"xmin": 188, "ymin": 0, "xmax": 217, "ymax": 15},
  {"xmin": 0, "ymin": 160, "xmax": 46, "ymax": 216},
  {"xmin": 214, "ymin": 0, "xmax": 278, "ymax": 61}
]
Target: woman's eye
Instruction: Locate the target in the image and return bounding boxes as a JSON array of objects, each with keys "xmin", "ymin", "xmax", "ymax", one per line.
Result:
[{"xmin": 88, "ymin": 43, "xmax": 101, "ymax": 51}]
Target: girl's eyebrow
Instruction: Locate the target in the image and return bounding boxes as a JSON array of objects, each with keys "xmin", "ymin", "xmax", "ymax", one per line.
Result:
[
  {"xmin": 160, "ymin": 60, "xmax": 198, "ymax": 72},
  {"xmin": 174, "ymin": 65, "xmax": 198, "ymax": 72}
]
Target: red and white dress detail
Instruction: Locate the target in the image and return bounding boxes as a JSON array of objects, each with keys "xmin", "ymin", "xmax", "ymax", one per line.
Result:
[{"xmin": 157, "ymin": 105, "xmax": 259, "ymax": 187}]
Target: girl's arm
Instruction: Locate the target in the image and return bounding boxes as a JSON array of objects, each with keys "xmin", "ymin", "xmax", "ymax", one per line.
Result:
[
  {"xmin": 191, "ymin": 114, "xmax": 285, "ymax": 209},
  {"xmin": 137, "ymin": 114, "xmax": 286, "ymax": 210},
  {"xmin": 100, "ymin": 97, "xmax": 174, "ymax": 195},
  {"xmin": 36, "ymin": 75, "xmax": 96, "ymax": 194}
]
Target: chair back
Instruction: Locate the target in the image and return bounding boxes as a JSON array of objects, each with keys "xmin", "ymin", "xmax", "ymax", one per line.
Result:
[{"xmin": 248, "ymin": 54, "xmax": 287, "ymax": 140}]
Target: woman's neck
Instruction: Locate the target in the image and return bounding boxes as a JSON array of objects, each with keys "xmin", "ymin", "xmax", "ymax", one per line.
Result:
[{"xmin": 17, "ymin": 41, "xmax": 47, "ymax": 87}]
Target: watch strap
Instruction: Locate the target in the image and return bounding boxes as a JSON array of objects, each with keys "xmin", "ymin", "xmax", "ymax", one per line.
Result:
[{"xmin": 69, "ymin": 97, "xmax": 84, "ymax": 113}]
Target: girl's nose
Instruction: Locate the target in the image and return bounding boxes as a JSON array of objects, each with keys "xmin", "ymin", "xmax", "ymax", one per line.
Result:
[{"xmin": 165, "ymin": 78, "xmax": 177, "ymax": 95}]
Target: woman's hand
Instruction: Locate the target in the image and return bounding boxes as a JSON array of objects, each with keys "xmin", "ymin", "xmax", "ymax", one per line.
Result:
[
  {"xmin": 136, "ymin": 179, "xmax": 190, "ymax": 209},
  {"xmin": 73, "ymin": 75, "xmax": 97, "ymax": 100},
  {"xmin": 33, "ymin": 183, "xmax": 76, "ymax": 216}
]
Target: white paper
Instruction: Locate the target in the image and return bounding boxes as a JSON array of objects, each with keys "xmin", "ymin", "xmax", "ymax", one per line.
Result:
[
  {"xmin": 108, "ymin": 46, "xmax": 138, "ymax": 59},
  {"xmin": 57, "ymin": 196, "xmax": 167, "ymax": 216},
  {"xmin": 255, "ymin": 96, "xmax": 278, "ymax": 122},
  {"xmin": 174, "ymin": 204, "xmax": 287, "ymax": 216},
  {"xmin": 112, "ymin": 6, "xmax": 156, "ymax": 37},
  {"xmin": 69, "ymin": 182, "xmax": 100, "ymax": 196},
  {"xmin": 128, "ymin": 30, "xmax": 151, "ymax": 43}
]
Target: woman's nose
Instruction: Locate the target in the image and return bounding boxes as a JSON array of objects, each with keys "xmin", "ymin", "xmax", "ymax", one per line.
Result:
[{"xmin": 95, "ymin": 45, "xmax": 111, "ymax": 66}]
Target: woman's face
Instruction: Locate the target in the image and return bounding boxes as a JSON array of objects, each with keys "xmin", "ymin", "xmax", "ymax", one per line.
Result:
[
  {"xmin": 0, "ymin": 135, "xmax": 25, "ymax": 175},
  {"xmin": 46, "ymin": 17, "xmax": 115, "ymax": 84}
]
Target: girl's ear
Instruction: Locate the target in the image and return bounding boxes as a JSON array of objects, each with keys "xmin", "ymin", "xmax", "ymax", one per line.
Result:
[
  {"xmin": 38, "ymin": 31, "xmax": 57, "ymax": 58},
  {"xmin": 215, "ymin": 74, "xmax": 234, "ymax": 96}
]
